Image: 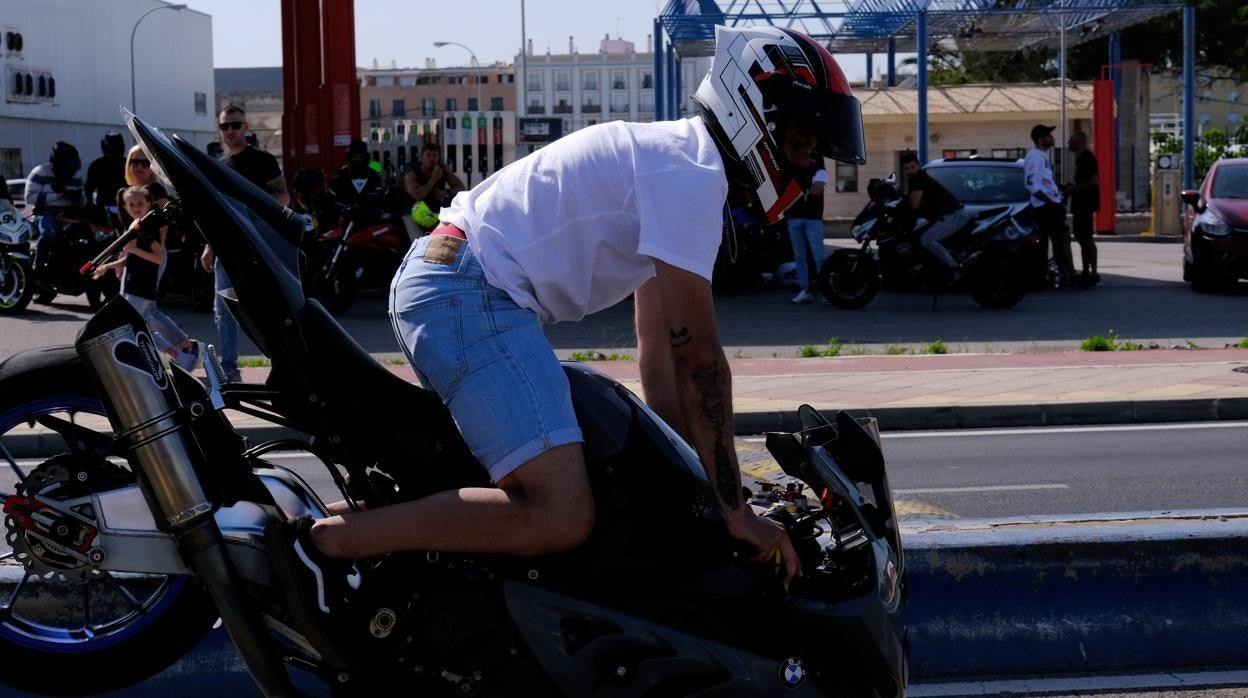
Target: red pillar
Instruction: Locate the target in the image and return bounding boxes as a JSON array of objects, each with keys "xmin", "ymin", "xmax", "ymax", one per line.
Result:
[
  {"xmin": 1092, "ymin": 78, "xmax": 1117, "ymax": 234},
  {"xmin": 281, "ymin": 0, "xmax": 358, "ymax": 181},
  {"xmin": 320, "ymin": 0, "xmax": 360, "ymax": 175}
]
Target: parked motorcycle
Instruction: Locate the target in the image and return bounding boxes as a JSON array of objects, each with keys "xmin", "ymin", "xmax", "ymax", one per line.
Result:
[
  {"xmin": 712, "ymin": 202, "xmax": 794, "ymax": 293},
  {"xmin": 29, "ymin": 206, "xmax": 120, "ymax": 309},
  {"xmin": 304, "ymin": 194, "xmax": 409, "ymax": 316},
  {"xmin": 0, "ymin": 199, "xmax": 34, "ymax": 313},
  {"xmin": 820, "ymin": 175, "xmax": 1034, "ymax": 310},
  {"xmin": 0, "ymin": 113, "xmax": 907, "ymax": 696}
]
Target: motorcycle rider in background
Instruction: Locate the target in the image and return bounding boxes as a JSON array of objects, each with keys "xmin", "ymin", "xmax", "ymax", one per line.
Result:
[
  {"xmin": 84, "ymin": 132, "xmax": 128, "ymax": 229},
  {"xmin": 24, "ymin": 142, "xmax": 84, "ymax": 274},
  {"xmin": 267, "ymin": 26, "xmax": 868, "ymax": 650},
  {"xmin": 901, "ymin": 151, "xmax": 972, "ymax": 278},
  {"xmin": 329, "ymin": 140, "xmax": 385, "ymax": 205}
]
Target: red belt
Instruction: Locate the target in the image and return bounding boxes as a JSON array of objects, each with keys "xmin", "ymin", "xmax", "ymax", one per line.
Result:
[{"xmin": 432, "ymin": 224, "xmax": 465, "ymax": 239}]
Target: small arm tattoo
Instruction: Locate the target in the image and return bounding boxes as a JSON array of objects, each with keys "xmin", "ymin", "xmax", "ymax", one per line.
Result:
[{"xmin": 669, "ymin": 326, "xmax": 692, "ymax": 348}]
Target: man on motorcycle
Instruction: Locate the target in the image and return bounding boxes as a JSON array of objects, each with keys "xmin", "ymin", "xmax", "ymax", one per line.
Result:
[
  {"xmin": 269, "ymin": 26, "xmax": 867, "ymax": 637},
  {"xmin": 900, "ymin": 151, "xmax": 970, "ymax": 273},
  {"xmin": 24, "ymin": 142, "xmax": 84, "ymax": 272},
  {"xmin": 329, "ymin": 139, "xmax": 385, "ymax": 205}
]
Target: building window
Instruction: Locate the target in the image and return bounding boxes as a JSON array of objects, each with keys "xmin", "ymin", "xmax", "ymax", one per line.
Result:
[
  {"xmin": 446, "ymin": 98, "xmax": 458, "ymax": 112},
  {"xmin": 990, "ymin": 148, "xmax": 1026, "ymax": 159},
  {"xmin": 640, "ymin": 93, "xmax": 653, "ymax": 112},
  {"xmin": 422, "ymin": 98, "xmax": 435, "ymax": 117},
  {"xmin": 1, "ymin": 148, "xmax": 22, "ymax": 180},
  {"xmin": 498, "ymin": 74, "xmax": 514, "ymax": 84},
  {"xmin": 368, "ymin": 99, "xmax": 382, "ymax": 119},
  {"xmin": 399, "ymin": 76, "xmax": 416, "ymax": 87},
  {"xmin": 376, "ymin": 76, "xmax": 395, "ymax": 87},
  {"xmin": 527, "ymin": 74, "xmax": 542, "ymax": 92},
  {"xmin": 612, "ymin": 70, "xmax": 626, "ymax": 90},
  {"xmin": 467, "ymin": 97, "xmax": 479, "ymax": 112},
  {"xmin": 584, "ymin": 72, "xmax": 599, "ymax": 90},
  {"xmin": 392, "ymin": 99, "xmax": 406, "ymax": 117},
  {"xmin": 555, "ymin": 71, "xmax": 570, "ymax": 91},
  {"xmin": 610, "ymin": 93, "xmax": 628, "ymax": 113},
  {"xmin": 527, "ymin": 95, "xmax": 544, "ymax": 114},
  {"xmin": 641, "ymin": 73, "xmax": 653, "ymax": 89},
  {"xmin": 194, "ymin": 92, "xmax": 207, "ymax": 115},
  {"xmin": 490, "ymin": 96, "xmax": 504, "ymax": 111},
  {"xmin": 835, "ymin": 162, "xmax": 858, "ymax": 193}
]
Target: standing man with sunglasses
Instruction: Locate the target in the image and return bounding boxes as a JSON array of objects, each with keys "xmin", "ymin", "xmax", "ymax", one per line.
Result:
[{"xmin": 201, "ymin": 105, "xmax": 289, "ymax": 381}]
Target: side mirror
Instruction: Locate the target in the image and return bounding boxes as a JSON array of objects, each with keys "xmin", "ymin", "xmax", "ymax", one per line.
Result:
[{"xmin": 1180, "ymin": 189, "xmax": 1202, "ymax": 211}]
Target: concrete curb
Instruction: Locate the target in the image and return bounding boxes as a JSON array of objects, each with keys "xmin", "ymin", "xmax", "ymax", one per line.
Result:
[
  {"xmin": 904, "ymin": 509, "xmax": 1248, "ymax": 679},
  {"xmin": 41, "ymin": 509, "xmax": 1248, "ymax": 696},
  {"xmin": 8, "ymin": 396, "xmax": 1248, "ymax": 459}
]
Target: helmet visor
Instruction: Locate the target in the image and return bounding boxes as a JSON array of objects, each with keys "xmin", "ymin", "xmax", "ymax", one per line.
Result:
[{"xmin": 774, "ymin": 81, "xmax": 866, "ymax": 165}]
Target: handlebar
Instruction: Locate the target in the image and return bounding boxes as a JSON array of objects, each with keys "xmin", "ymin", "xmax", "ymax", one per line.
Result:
[{"xmin": 78, "ymin": 202, "xmax": 179, "ymax": 276}]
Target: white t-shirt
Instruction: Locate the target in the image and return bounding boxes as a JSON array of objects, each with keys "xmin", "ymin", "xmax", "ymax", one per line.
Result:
[
  {"xmin": 440, "ymin": 117, "xmax": 728, "ymax": 324},
  {"xmin": 1024, "ymin": 147, "xmax": 1061, "ymax": 208}
]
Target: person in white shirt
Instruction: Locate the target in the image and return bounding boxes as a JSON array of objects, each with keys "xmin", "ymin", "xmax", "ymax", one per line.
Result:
[
  {"xmin": 266, "ymin": 25, "xmax": 868, "ymax": 632},
  {"xmin": 1024, "ymin": 124, "xmax": 1077, "ymax": 287}
]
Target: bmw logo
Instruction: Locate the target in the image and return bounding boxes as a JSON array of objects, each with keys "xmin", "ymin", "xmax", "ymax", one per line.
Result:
[{"xmin": 779, "ymin": 657, "xmax": 805, "ymax": 689}]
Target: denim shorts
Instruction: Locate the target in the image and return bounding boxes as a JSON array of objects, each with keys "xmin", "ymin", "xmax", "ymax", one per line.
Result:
[{"xmin": 388, "ymin": 234, "xmax": 584, "ymax": 483}]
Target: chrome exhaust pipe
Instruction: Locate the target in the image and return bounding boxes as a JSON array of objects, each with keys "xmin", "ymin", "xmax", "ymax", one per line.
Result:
[{"xmin": 75, "ymin": 298, "xmax": 299, "ymax": 697}]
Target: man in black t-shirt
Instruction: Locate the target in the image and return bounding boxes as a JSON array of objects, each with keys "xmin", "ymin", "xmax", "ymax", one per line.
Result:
[
  {"xmin": 84, "ymin": 132, "xmax": 127, "ymax": 224},
  {"xmin": 901, "ymin": 151, "xmax": 969, "ymax": 270},
  {"xmin": 201, "ymin": 105, "xmax": 288, "ymax": 382},
  {"xmin": 1064, "ymin": 131, "xmax": 1100, "ymax": 285},
  {"xmin": 404, "ymin": 142, "xmax": 464, "ymax": 210}
]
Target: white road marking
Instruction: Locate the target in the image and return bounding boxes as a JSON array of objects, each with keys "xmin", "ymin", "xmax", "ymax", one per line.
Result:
[
  {"xmin": 909, "ymin": 669, "xmax": 1248, "ymax": 696},
  {"xmin": 894, "ymin": 484, "xmax": 1069, "ymax": 495},
  {"xmin": 744, "ymin": 421, "xmax": 1248, "ymax": 442}
]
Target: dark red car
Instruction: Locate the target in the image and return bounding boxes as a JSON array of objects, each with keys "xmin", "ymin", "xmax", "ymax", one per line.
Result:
[{"xmin": 1181, "ymin": 157, "xmax": 1248, "ymax": 291}]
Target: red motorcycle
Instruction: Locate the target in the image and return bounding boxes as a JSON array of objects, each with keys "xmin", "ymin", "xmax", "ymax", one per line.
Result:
[{"xmin": 304, "ymin": 195, "xmax": 410, "ymax": 315}]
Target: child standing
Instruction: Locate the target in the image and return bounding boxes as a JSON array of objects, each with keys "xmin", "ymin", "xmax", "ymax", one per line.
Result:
[{"xmin": 95, "ymin": 186, "xmax": 199, "ymax": 370}]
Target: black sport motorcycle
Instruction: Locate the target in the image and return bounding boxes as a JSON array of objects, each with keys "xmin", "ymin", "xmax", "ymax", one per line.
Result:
[
  {"xmin": 28, "ymin": 206, "xmax": 121, "ymax": 310},
  {"xmin": 0, "ymin": 113, "xmax": 907, "ymax": 697},
  {"xmin": 819, "ymin": 175, "xmax": 1033, "ymax": 310}
]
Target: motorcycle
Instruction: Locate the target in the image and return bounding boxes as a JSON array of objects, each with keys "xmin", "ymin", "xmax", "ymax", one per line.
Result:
[
  {"xmin": 0, "ymin": 199, "xmax": 34, "ymax": 313},
  {"xmin": 819, "ymin": 175, "xmax": 1034, "ymax": 310},
  {"xmin": 712, "ymin": 202, "xmax": 794, "ymax": 293},
  {"xmin": 0, "ymin": 113, "xmax": 907, "ymax": 697},
  {"xmin": 304, "ymin": 194, "xmax": 409, "ymax": 316},
  {"xmin": 29, "ymin": 206, "xmax": 121, "ymax": 310}
]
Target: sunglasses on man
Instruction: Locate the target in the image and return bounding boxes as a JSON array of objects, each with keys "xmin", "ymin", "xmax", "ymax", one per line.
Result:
[{"xmin": 218, "ymin": 121, "xmax": 246, "ymax": 131}]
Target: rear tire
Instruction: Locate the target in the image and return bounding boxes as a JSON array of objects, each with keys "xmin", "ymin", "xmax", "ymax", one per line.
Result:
[
  {"xmin": 971, "ymin": 255, "xmax": 1027, "ymax": 309},
  {"xmin": 0, "ymin": 256, "xmax": 34, "ymax": 314},
  {"xmin": 0, "ymin": 352, "xmax": 219, "ymax": 696},
  {"xmin": 34, "ymin": 289, "xmax": 57, "ymax": 305},
  {"xmin": 818, "ymin": 249, "xmax": 880, "ymax": 309},
  {"xmin": 311, "ymin": 267, "xmax": 356, "ymax": 316}
]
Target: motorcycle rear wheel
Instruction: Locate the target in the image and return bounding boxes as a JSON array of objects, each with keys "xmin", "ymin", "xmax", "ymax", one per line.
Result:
[
  {"xmin": 0, "ymin": 256, "xmax": 34, "ymax": 314},
  {"xmin": 311, "ymin": 268, "xmax": 356, "ymax": 316},
  {"xmin": 0, "ymin": 373, "xmax": 218, "ymax": 696},
  {"xmin": 970, "ymin": 254, "xmax": 1027, "ymax": 309},
  {"xmin": 818, "ymin": 249, "xmax": 881, "ymax": 309}
]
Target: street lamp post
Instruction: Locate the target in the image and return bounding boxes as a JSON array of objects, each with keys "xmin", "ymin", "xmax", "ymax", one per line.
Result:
[
  {"xmin": 131, "ymin": 3, "xmax": 188, "ymax": 114},
  {"xmin": 433, "ymin": 41, "xmax": 483, "ymax": 113}
]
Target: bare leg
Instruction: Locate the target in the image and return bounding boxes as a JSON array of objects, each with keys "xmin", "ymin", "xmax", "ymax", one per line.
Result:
[
  {"xmin": 310, "ymin": 443, "xmax": 595, "ymax": 559},
  {"xmin": 323, "ymin": 500, "xmax": 366, "ymax": 516}
]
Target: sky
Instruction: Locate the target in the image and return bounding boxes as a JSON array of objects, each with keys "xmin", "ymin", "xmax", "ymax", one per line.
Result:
[{"xmin": 183, "ymin": 0, "xmax": 870, "ymax": 81}]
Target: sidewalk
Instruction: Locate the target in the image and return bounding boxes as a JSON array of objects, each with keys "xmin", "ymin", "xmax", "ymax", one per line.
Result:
[{"xmin": 232, "ymin": 348, "xmax": 1248, "ymax": 434}]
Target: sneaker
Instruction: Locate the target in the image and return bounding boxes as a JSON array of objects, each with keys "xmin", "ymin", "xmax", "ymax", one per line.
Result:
[
  {"xmin": 174, "ymin": 341, "xmax": 200, "ymax": 372},
  {"xmin": 790, "ymin": 289, "xmax": 815, "ymax": 304},
  {"xmin": 264, "ymin": 515, "xmax": 359, "ymax": 666},
  {"xmin": 224, "ymin": 368, "xmax": 243, "ymax": 384}
]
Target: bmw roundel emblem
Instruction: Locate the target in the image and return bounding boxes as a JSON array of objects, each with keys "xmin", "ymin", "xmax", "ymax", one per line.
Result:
[{"xmin": 779, "ymin": 657, "xmax": 805, "ymax": 689}]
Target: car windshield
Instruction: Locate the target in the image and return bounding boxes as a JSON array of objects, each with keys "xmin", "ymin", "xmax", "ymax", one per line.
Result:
[
  {"xmin": 926, "ymin": 165, "xmax": 1026, "ymax": 205},
  {"xmin": 1211, "ymin": 165, "xmax": 1248, "ymax": 199}
]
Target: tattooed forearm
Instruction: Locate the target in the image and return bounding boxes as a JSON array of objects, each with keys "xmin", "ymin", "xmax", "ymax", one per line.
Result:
[
  {"xmin": 669, "ymin": 326, "xmax": 692, "ymax": 348},
  {"xmin": 692, "ymin": 363, "xmax": 726, "ymax": 430},
  {"xmin": 714, "ymin": 440, "xmax": 741, "ymax": 510}
]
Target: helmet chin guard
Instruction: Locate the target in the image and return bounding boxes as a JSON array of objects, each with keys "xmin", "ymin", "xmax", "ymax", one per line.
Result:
[{"xmin": 694, "ymin": 25, "xmax": 865, "ymax": 224}]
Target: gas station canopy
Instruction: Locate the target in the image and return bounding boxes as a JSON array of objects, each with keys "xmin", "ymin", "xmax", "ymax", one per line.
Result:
[{"xmin": 659, "ymin": 0, "xmax": 1186, "ymax": 57}]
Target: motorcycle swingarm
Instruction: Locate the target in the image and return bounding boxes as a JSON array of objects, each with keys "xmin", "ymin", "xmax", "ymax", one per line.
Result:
[{"xmin": 25, "ymin": 467, "xmax": 325, "ymax": 584}]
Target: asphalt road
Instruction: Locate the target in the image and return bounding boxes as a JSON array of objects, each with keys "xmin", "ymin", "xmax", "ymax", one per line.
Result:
[{"xmin": 2, "ymin": 239, "xmax": 1245, "ymax": 361}]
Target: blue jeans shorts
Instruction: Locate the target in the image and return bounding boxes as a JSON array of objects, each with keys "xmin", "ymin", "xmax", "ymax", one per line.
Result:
[{"xmin": 388, "ymin": 234, "xmax": 584, "ymax": 483}]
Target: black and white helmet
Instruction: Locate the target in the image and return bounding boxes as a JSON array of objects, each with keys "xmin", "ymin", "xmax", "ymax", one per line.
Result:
[{"xmin": 694, "ymin": 25, "xmax": 866, "ymax": 223}]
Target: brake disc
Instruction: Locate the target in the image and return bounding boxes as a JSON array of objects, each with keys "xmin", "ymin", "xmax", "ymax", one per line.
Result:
[{"xmin": 4, "ymin": 453, "xmax": 133, "ymax": 585}]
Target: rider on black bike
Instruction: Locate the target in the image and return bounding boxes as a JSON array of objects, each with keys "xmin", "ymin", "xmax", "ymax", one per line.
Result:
[
  {"xmin": 900, "ymin": 151, "xmax": 971, "ymax": 276},
  {"xmin": 25, "ymin": 142, "xmax": 84, "ymax": 273}
]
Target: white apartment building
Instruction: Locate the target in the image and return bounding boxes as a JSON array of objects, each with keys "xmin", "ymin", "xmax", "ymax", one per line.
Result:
[
  {"xmin": 514, "ymin": 35, "xmax": 710, "ymax": 146},
  {"xmin": 2, "ymin": 0, "xmax": 215, "ymax": 180}
]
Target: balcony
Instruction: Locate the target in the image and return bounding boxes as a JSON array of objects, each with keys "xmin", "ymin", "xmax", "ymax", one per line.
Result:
[
  {"xmin": 552, "ymin": 104, "xmax": 573, "ymax": 114},
  {"xmin": 610, "ymin": 104, "xmax": 630, "ymax": 113},
  {"xmin": 527, "ymin": 105, "xmax": 546, "ymax": 115},
  {"xmin": 581, "ymin": 104, "xmax": 601, "ymax": 113}
]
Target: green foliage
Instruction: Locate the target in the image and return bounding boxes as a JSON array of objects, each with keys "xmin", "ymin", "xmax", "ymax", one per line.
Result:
[
  {"xmin": 798, "ymin": 338, "xmax": 844, "ymax": 358},
  {"xmin": 1152, "ymin": 132, "xmax": 1182, "ymax": 154},
  {"xmin": 1067, "ymin": 3, "xmax": 1248, "ymax": 82},
  {"xmin": 902, "ymin": 42, "xmax": 1057, "ymax": 86},
  {"xmin": 569, "ymin": 351, "xmax": 632, "ymax": 362},
  {"xmin": 1118, "ymin": 341, "xmax": 1144, "ymax": 352},
  {"xmin": 1236, "ymin": 337, "xmax": 1248, "ymax": 349},
  {"xmin": 236, "ymin": 356, "xmax": 271, "ymax": 368},
  {"xmin": 924, "ymin": 340, "xmax": 949, "ymax": 355},
  {"xmin": 798, "ymin": 345, "xmax": 820, "ymax": 358},
  {"xmin": 884, "ymin": 345, "xmax": 911, "ymax": 356},
  {"xmin": 570, "ymin": 351, "xmax": 594, "ymax": 362},
  {"xmin": 1080, "ymin": 331, "xmax": 1118, "ymax": 352}
]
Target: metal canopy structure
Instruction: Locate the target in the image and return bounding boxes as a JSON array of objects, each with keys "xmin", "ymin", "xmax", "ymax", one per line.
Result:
[
  {"xmin": 654, "ymin": 0, "xmax": 1198, "ymax": 189},
  {"xmin": 658, "ymin": 0, "xmax": 1185, "ymax": 57}
]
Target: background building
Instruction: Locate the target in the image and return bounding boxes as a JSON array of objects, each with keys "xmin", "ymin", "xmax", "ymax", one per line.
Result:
[{"xmin": 1, "ymin": 0, "xmax": 214, "ymax": 180}]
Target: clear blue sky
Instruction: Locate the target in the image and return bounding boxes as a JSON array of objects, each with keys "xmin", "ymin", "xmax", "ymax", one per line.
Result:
[{"xmin": 183, "ymin": 0, "xmax": 870, "ymax": 80}]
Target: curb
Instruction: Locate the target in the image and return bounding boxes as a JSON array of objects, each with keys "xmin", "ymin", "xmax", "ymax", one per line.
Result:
[
  {"xmin": 9, "ymin": 397, "xmax": 1248, "ymax": 459},
  {"xmin": 904, "ymin": 509, "xmax": 1248, "ymax": 679},
  {"xmin": 44, "ymin": 510, "xmax": 1248, "ymax": 696}
]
